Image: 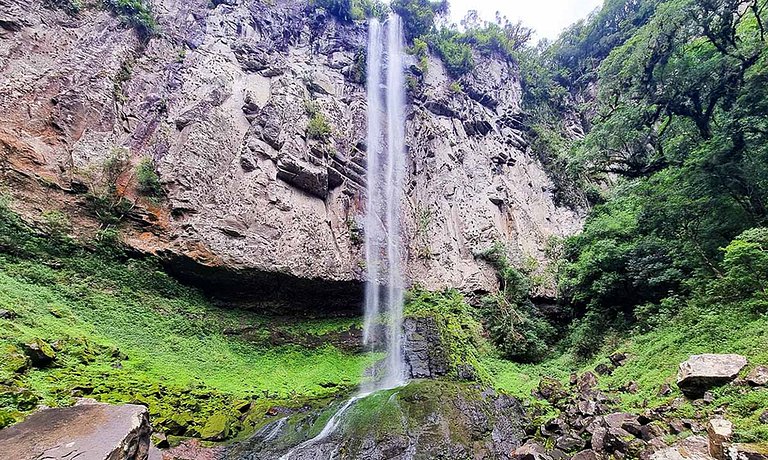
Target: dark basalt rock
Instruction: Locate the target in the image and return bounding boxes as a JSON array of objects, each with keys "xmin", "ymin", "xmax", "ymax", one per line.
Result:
[
  {"xmin": 402, "ymin": 316, "xmax": 449, "ymax": 379},
  {"xmin": 230, "ymin": 381, "xmax": 526, "ymax": 460},
  {"xmin": 22, "ymin": 338, "xmax": 56, "ymax": 367},
  {"xmin": 276, "ymin": 155, "xmax": 329, "ymax": 199}
]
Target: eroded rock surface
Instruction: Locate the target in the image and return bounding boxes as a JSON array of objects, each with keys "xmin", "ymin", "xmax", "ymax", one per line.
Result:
[
  {"xmin": 0, "ymin": 402, "xmax": 150, "ymax": 460},
  {"xmin": 0, "ymin": 0, "xmax": 582, "ymax": 309}
]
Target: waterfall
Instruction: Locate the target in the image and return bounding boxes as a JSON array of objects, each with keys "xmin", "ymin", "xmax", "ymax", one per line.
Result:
[
  {"xmin": 363, "ymin": 14, "xmax": 407, "ymax": 390},
  {"xmin": 278, "ymin": 14, "xmax": 407, "ymax": 459}
]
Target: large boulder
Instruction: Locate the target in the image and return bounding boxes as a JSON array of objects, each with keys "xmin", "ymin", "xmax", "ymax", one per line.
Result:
[
  {"xmin": 677, "ymin": 354, "xmax": 748, "ymax": 398},
  {"xmin": 21, "ymin": 338, "xmax": 56, "ymax": 367},
  {"xmin": 0, "ymin": 402, "xmax": 151, "ymax": 460},
  {"xmin": 650, "ymin": 435, "xmax": 712, "ymax": 460},
  {"xmin": 746, "ymin": 366, "xmax": 768, "ymax": 387}
]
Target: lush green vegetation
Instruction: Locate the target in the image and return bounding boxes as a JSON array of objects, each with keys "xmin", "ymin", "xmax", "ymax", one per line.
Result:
[
  {"xmin": 475, "ymin": 243, "xmax": 556, "ymax": 363},
  {"xmin": 0, "ymin": 199, "xmax": 376, "ymax": 438},
  {"xmin": 312, "ymin": 0, "xmax": 388, "ymax": 22},
  {"xmin": 104, "ymin": 0, "xmax": 157, "ymax": 37},
  {"xmin": 486, "ymin": 299, "xmax": 768, "ymax": 442},
  {"xmin": 496, "ymin": 0, "xmax": 768, "ymax": 358},
  {"xmin": 404, "ymin": 288, "xmax": 489, "ymax": 382}
]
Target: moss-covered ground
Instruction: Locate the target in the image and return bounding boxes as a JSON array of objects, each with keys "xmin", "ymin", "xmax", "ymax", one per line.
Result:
[{"xmin": 0, "ymin": 204, "xmax": 378, "ymax": 440}]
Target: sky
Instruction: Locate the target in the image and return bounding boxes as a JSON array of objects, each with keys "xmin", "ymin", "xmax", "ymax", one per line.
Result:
[{"xmin": 447, "ymin": 0, "xmax": 604, "ymax": 42}]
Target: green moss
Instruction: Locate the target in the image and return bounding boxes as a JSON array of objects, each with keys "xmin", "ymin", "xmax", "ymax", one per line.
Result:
[
  {"xmin": 0, "ymin": 205, "xmax": 377, "ymax": 441},
  {"xmin": 404, "ymin": 288, "xmax": 490, "ymax": 382},
  {"xmin": 200, "ymin": 413, "xmax": 234, "ymax": 441}
]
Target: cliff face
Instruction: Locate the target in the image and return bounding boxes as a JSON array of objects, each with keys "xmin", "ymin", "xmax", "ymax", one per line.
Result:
[{"xmin": 0, "ymin": 0, "xmax": 582, "ymax": 309}]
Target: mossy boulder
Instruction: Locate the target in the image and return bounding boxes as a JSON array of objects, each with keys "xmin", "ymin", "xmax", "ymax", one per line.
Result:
[
  {"xmin": 22, "ymin": 339, "xmax": 56, "ymax": 367},
  {"xmin": 200, "ymin": 413, "xmax": 234, "ymax": 441},
  {"xmin": 164, "ymin": 411, "xmax": 195, "ymax": 436},
  {"xmin": 1, "ymin": 344, "xmax": 30, "ymax": 375}
]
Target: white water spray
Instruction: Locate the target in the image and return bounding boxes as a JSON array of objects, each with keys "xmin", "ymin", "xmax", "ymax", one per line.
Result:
[
  {"xmin": 279, "ymin": 14, "xmax": 407, "ymax": 459},
  {"xmin": 363, "ymin": 13, "xmax": 407, "ymax": 390}
]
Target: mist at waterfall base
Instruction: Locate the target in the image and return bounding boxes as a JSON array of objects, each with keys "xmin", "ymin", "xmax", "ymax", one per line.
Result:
[{"xmin": 275, "ymin": 14, "xmax": 408, "ymax": 459}]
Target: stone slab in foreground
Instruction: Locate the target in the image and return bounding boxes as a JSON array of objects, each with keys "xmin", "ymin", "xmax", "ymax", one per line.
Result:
[
  {"xmin": 0, "ymin": 402, "xmax": 150, "ymax": 460},
  {"xmin": 677, "ymin": 354, "xmax": 748, "ymax": 398}
]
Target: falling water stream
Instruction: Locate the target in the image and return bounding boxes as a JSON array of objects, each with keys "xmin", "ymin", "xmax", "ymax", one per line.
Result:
[{"xmin": 278, "ymin": 14, "xmax": 407, "ymax": 459}]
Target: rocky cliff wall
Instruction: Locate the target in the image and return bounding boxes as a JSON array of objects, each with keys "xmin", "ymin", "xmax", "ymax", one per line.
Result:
[{"xmin": 0, "ymin": 0, "xmax": 582, "ymax": 309}]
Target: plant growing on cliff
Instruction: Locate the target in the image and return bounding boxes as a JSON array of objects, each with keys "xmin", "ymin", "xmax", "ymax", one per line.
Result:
[
  {"xmin": 83, "ymin": 147, "xmax": 134, "ymax": 226},
  {"xmin": 45, "ymin": 0, "xmax": 83, "ymax": 15},
  {"xmin": 305, "ymin": 102, "xmax": 332, "ymax": 140},
  {"xmin": 112, "ymin": 59, "xmax": 133, "ymax": 104},
  {"xmin": 135, "ymin": 157, "xmax": 164, "ymax": 198},
  {"xmin": 104, "ymin": 0, "xmax": 157, "ymax": 37},
  {"xmin": 313, "ymin": 0, "xmax": 387, "ymax": 22}
]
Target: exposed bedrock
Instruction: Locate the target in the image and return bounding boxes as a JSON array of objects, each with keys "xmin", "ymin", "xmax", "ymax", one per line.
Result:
[{"xmin": 0, "ymin": 0, "xmax": 583, "ymax": 309}]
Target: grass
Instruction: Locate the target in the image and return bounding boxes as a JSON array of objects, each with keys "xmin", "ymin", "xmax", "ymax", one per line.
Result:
[{"xmin": 0, "ymin": 203, "xmax": 377, "ymax": 439}]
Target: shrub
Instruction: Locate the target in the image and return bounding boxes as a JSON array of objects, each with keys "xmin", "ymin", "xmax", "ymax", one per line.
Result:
[
  {"xmin": 314, "ymin": 0, "xmax": 387, "ymax": 22},
  {"xmin": 307, "ymin": 112, "xmax": 332, "ymax": 140},
  {"xmin": 136, "ymin": 158, "xmax": 164, "ymax": 198},
  {"xmin": 84, "ymin": 148, "xmax": 134, "ymax": 225},
  {"xmin": 707, "ymin": 228, "xmax": 768, "ymax": 314},
  {"xmin": 104, "ymin": 0, "xmax": 157, "ymax": 37},
  {"xmin": 45, "ymin": 0, "xmax": 83, "ymax": 15},
  {"xmin": 41, "ymin": 210, "xmax": 71, "ymax": 240},
  {"xmin": 476, "ymin": 243, "xmax": 557, "ymax": 363},
  {"xmin": 391, "ymin": 0, "xmax": 448, "ymax": 41},
  {"xmin": 428, "ymin": 30, "xmax": 474, "ymax": 77}
]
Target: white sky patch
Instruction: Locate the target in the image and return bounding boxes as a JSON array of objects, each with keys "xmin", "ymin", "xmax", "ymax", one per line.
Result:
[{"xmin": 446, "ymin": 0, "xmax": 604, "ymax": 42}]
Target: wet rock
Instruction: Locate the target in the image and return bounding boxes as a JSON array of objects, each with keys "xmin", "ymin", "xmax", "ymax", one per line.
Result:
[
  {"xmin": 677, "ymin": 354, "xmax": 748, "ymax": 398},
  {"xmin": 22, "ymin": 338, "xmax": 56, "ymax": 367},
  {"xmin": 402, "ymin": 316, "xmax": 450, "ymax": 379},
  {"xmin": 707, "ymin": 418, "xmax": 733, "ymax": 459},
  {"xmin": 0, "ymin": 402, "xmax": 150, "ymax": 460},
  {"xmin": 746, "ymin": 366, "xmax": 768, "ymax": 387}
]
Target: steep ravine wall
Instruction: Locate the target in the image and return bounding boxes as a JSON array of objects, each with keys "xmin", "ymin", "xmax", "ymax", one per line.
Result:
[{"xmin": 0, "ymin": 0, "xmax": 582, "ymax": 310}]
